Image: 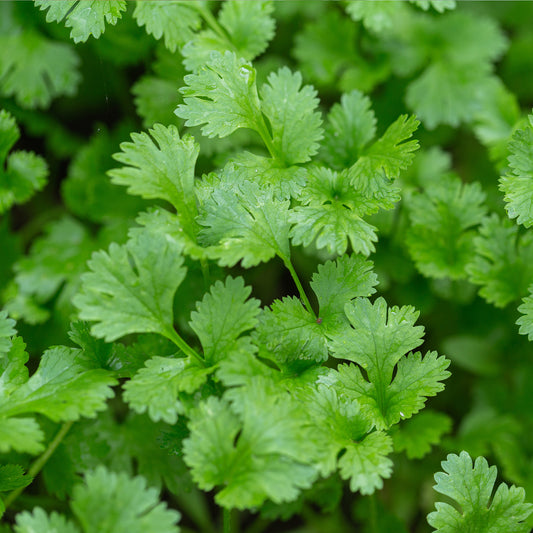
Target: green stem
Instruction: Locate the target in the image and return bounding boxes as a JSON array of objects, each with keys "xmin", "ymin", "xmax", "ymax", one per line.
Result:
[
  {"xmin": 369, "ymin": 493, "xmax": 378, "ymax": 533},
  {"xmin": 223, "ymin": 508, "xmax": 234, "ymax": 533},
  {"xmin": 196, "ymin": 4, "xmax": 232, "ymax": 44},
  {"xmin": 284, "ymin": 259, "xmax": 316, "ymax": 319},
  {"xmin": 165, "ymin": 328, "xmax": 204, "ymax": 365},
  {"xmin": 200, "ymin": 257, "xmax": 211, "ymax": 292},
  {"xmin": 3, "ymin": 421, "xmax": 73, "ymax": 510},
  {"xmin": 254, "ymin": 114, "xmax": 280, "ymax": 162}
]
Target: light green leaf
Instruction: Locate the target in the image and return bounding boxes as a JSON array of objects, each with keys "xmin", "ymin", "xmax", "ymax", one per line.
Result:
[
  {"xmin": 73, "ymin": 227, "xmax": 186, "ymax": 342},
  {"xmin": 71, "ymin": 467, "xmax": 180, "ymax": 533},
  {"xmin": 14, "ymin": 508, "xmax": 79, "ymax": 533},
  {"xmin": 410, "ymin": 0, "xmax": 456, "ymax": 12},
  {"xmin": 0, "ymin": 417, "xmax": 44, "ymax": 454},
  {"xmin": 0, "ymin": 310, "xmax": 16, "ymax": 357},
  {"xmin": 427, "ymin": 452, "xmax": 533, "ymax": 532},
  {"xmin": 133, "ymin": 1, "xmax": 201, "ymax": 52},
  {"xmin": 176, "ymin": 51, "xmax": 262, "ymax": 138},
  {"xmin": 260, "ymin": 67, "xmax": 323, "ymax": 165},
  {"xmin": 109, "ymin": 125, "xmax": 199, "ymax": 235},
  {"xmin": 345, "ymin": 1, "xmax": 406, "ymax": 33},
  {"xmin": 35, "ymin": 0, "xmax": 127, "ymax": 43},
  {"xmin": 198, "ymin": 176, "xmax": 291, "ymax": 267},
  {"xmin": 406, "ymin": 174, "xmax": 487, "ymax": 279},
  {"xmin": 517, "ymin": 288, "xmax": 533, "ymax": 341},
  {"xmin": 500, "ymin": 114, "xmax": 533, "ymax": 228},
  {"xmin": 321, "ymin": 90, "xmax": 377, "ymax": 169},
  {"xmin": 189, "ymin": 277, "xmax": 260, "ymax": 365},
  {"xmin": 466, "ymin": 215, "xmax": 533, "ymax": 307}
]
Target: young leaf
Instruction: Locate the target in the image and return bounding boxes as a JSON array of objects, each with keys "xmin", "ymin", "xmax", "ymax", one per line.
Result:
[
  {"xmin": 184, "ymin": 380, "xmax": 317, "ymax": 509},
  {"xmin": 427, "ymin": 452, "xmax": 533, "ymax": 532},
  {"xmin": 321, "ymin": 90, "xmax": 377, "ymax": 169},
  {"xmin": 108, "ymin": 125, "xmax": 199, "ymax": 234},
  {"xmin": 176, "ymin": 51, "xmax": 262, "ymax": 138},
  {"xmin": 466, "ymin": 215, "xmax": 533, "ymax": 307},
  {"xmin": 289, "ymin": 166, "xmax": 379, "ymax": 256},
  {"xmin": 330, "ymin": 298, "xmax": 450, "ymax": 429},
  {"xmin": 73, "ymin": 227, "xmax": 186, "ymax": 342},
  {"xmin": 259, "ymin": 67, "xmax": 323, "ymax": 164},
  {"xmin": 189, "ymin": 276, "xmax": 260, "ymax": 365},
  {"xmin": 14, "ymin": 508, "xmax": 79, "ymax": 533},
  {"xmin": 133, "ymin": 1, "xmax": 201, "ymax": 52},
  {"xmin": 182, "ymin": 1, "xmax": 275, "ymax": 71},
  {"xmin": 500, "ymin": 113, "xmax": 533, "ymax": 228},
  {"xmin": 0, "ymin": 310, "xmax": 16, "ymax": 357},
  {"xmin": 406, "ymin": 174, "xmax": 487, "ymax": 279},
  {"xmin": 71, "ymin": 467, "xmax": 180, "ymax": 533},
  {"xmin": 35, "ymin": 0, "xmax": 127, "ymax": 43},
  {"xmin": 517, "ymin": 288, "xmax": 533, "ymax": 341},
  {"xmin": 198, "ymin": 176, "xmax": 291, "ymax": 267},
  {"xmin": 346, "ymin": 1, "xmax": 406, "ymax": 33},
  {"xmin": 0, "ymin": 110, "xmax": 48, "ymax": 213}
]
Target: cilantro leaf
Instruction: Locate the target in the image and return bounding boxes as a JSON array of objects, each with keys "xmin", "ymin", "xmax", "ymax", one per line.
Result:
[
  {"xmin": 411, "ymin": 0, "xmax": 456, "ymax": 12},
  {"xmin": 406, "ymin": 175, "xmax": 487, "ymax": 279},
  {"xmin": 14, "ymin": 508, "xmax": 79, "ymax": 533},
  {"xmin": 289, "ymin": 166, "xmax": 379, "ymax": 256},
  {"xmin": 123, "ymin": 356, "xmax": 210, "ymax": 424},
  {"xmin": 330, "ymin": 298, "xmax": 450, "ymax": 429},
  {"xmin": 73, "ymin": 227, "xmax": 186, "ymax": 342},
  {"xmin": 0, "ymin": 110, "xmax": 48, "ymax": 213},
  {"xmin": 0, "ymin": 310, "xmax": 16, "ymax": 357},
  {"xmin": 177, "ymin": 51, "xmax": 262, "ymax": 138},
  {"xmin": 427, "ymin": 452, "xmax": 533, "ymax": 532},
  {"xmin": 517, "ymin": 289, "xmax": 533, "ymax": 341},
  {"xmin": 348, "ymin": 114, "xmax": 419, "ymax": 207},
  {"xmin": 0, "ymin": 465, "xmax": 32, "ymax": 492},
  {"xmin": 466, "ymin": 215, "xmax": 533, "ymax": 307},
  {"xmin": 500, "ymin": 114, "xmax": 533, "ymax": 228},
  {"xmin": 35, "ymin": 0, "xmax": 127, "ymax": 43},
  {"xmin": 259, "ymin": 67, "xmax": 323, "ymax": 164},
  {"xmin": 198, "ymin": 176, "xmax": 291, "ymax": 267},
  {"xmin": 184, "ymin": 380, "xmax": 317, "ymax": 509},
  {"xmin": 345, "ymin": 1, "xmax": 406, "ymax": 33},
  {"xmin": 108, "ymin": 125, "xmax": 199, "ymax": 235},
  {"xmin": 321, "ymin": 90, "xmax": 377, "ymax": 169},
  {"xmin": 189, "ymin": 276, "xmax": 260, "ymax": 365},
  {"xmin": 182, "ymin": 1, "xmax": 275, "ymax": 71},
  {"xmin": 71, "ymin": 467, "xmax": 180, "ymax": 533},
  {"xmin": 391, "ymin": 410, "xmax": 452, "ymax": 459},
  {"xmin": 298, "ymin": 385, "xmax": 393, "ymax": 494},
  {"xmin": 133, "ymin": 1, "xmax": 201, "ymax": 52}
]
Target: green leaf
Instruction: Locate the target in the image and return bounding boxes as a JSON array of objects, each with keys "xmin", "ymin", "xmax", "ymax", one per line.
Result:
[
  {"xmin": 346, "ymin": 1, "xmax": 406, "ymax": 33},
  {"xmin": 410, "ymin": 0, "xmax": 456, "ymax": 12},
  {"xmin": 330, "ymin": 298, "xmax": 449, "ymax": 429},
  {"xmin": 14, "ymin": 508, "xmax": 79, "ymax": 533},
  {"xmin": 176, "ymin": 51, "xmax": 262, "ymax": 138},
  {"xmin": 182, "ymin": 1, "xmax": 275, "ymax": 71},
  {"xmin": 35, "ymin": 0, "xmax": 127, "ymax": 43},
  {"xmin": 427, "ymin": 452, "xmax": 533, "ymax": 532},
  {"xmin": 466, "ymin": 215, "xmax": 533, "ymax": 307},
  {"xmin": 198, "ymin": 176, "xmax": 291, "ymax": 267},
  {"xmin": 260, "ymin": 67, "xmax": 323, "ymax": 164},
  {"xmin": 0, "ymin": 417, "xmax": 44, "ymax": 455},
  {"xmin": 74, "ymin": 227, "xmax": 186, "ymax": 342},
  {"xmin": 0, "ymin": 30, "xmax": 80, "ymax": 108},
  {"xmin": 0, "ymin": 310, "xmax": 16, "ymax": 357},
  {"xmin": 108, "ymin": 125, "xmax": 199, "ymax": 235},
  {"xmin": 406, "ymin": 174, "xmax": 487, "ymax": 279},
  {"xmin": 289, "ymin": 166, "xmax": 379, "ymax": 256},
  {"xmin": 310, "ymin": 255, "xmax": 378, "ymax": 330},
  {"xmin": 123, "ymin": 356, "xmax": 210, "ymax": 425},
  {"xmin": 392, "ymin": 410, "xmax": 452, "ymax": 459},
  {"xmin": 0, "ymin": 465, "xmax": 32, "ymax": 492},
  {"xmin": 189, "ymin": 276, "xmax": 260, "ymax": 365},
  {"xmin": 500, "ymin": 114, "xmax": 533, "ymax": 228},
  {"xmin": 0, "ymin": 110, "xmax": 48, "ymax": 213},
  {"xmin": 133, "ymin": 1, "xmax": 201, "ymax": 52},
  {"xmin": 517, "ymin": 288, "xmax": 533, "ymax": 341},
  {"xmin": 184, "ymin": 380, "xmax": 317, "ymax": 509},
  {"xmin": 255, "ymin": 296, "xmax": 327, "ymax": 363},
  {"xmin": 1, "ymin": 345, "xmax": 116, "ymax": 421},
  {"xmin": 321, "ymin": 90, "xmax": 377, "ymax": 169},
  {"xmin": 348, "ymin": 114, "xmax": 419, "ymax": 208},
  {"xmin": 71, "ymin": 467, "xmax": 180, "ymax": 533}
]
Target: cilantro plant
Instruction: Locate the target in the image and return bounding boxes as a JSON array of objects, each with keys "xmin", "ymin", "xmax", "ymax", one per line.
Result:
[{"xmin": 2, "ymin": 1, "xmax": 533, "ymax": 532}]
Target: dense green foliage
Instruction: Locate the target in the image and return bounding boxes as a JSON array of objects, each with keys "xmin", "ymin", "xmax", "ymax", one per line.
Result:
[{"xmin": 2, "ymin": 1, "xmax": 533, "ymax": 532}]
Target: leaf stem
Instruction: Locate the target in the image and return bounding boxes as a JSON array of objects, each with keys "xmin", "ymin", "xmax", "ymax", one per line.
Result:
[
  {"xmin": 164, "ymin": 328, "xmax": 204, "ymax": 365},
  {"xmin": 284, "ymin": 259, "xmax": 316, "ymax": 319},
  {"xmin": 223, "ymin": 508, "xmax": 234, "ymax": 533},
  {"xmin": 3, "ymin": 421, "xmax": 73, "ymax": 510},
  {"xmin": 200, "ymin": 257, "xmax": 211, "ymax": 291},
  {"xmin": 196, "ymin": 4, "xmax": 232, "ymax": 45},
  {"xmin": 254, "ymin": 114, "xmax": 280, "ymax": 163}
]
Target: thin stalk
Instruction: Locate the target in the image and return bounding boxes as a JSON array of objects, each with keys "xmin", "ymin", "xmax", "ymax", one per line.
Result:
[
  {"xmin": 284, "ymin": 259, "xmax": 316, "ymax": 319},
  {"xmin": 196, "ymin": 4, "xmax": 232, "ymax": 44},
  {"xmin": 200, "ymin": 257, "xmax": 211, "ymax": 291},
  {"xmin": 254, "ymin": 114, "xmax": 281, "ymax": 162},
  {"xmin": 369, "ymin": 493, "xmax": 378, "ymax": 533},
  {"xmin": 164, "ymin": 328, "xmax": 204, "ymax": 365},
  {"xmin": 4, "ymin": 421, "xmax": 73, "ymax": 510},
  {"xmin": 223, "ymin": 508, "xmax": 233, "ymax": 533}
]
